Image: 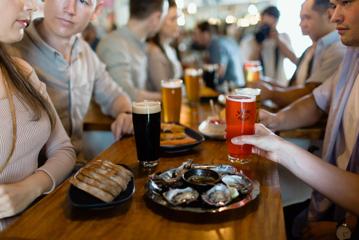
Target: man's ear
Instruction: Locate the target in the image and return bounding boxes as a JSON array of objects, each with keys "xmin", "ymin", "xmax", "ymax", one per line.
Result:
[{"xmin": 91, "ymin": 0, "xmax": 104, "ymax": 20}]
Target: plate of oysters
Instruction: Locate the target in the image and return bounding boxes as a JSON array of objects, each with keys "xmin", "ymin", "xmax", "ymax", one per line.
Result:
[
  {"xmin": 69, "ymin": 159, "xmax": 135, "ymax": 209},
  {"xmin": 160, "ymin": 123, "xmax": 205, "ymax": 153},
  {"xmin": 145, "ymin": 160, "xmax": 260, "ymax": 213}
]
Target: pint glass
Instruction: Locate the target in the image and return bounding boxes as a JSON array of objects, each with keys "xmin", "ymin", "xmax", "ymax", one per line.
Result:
[
  {"xmin": 226, "ymin": 95, "xmax": 256, "ymax": 163},
  {"xmin": 202, "ymin": 64, "xmax": 218, "ymax": 90},
  {"xmin": 132, "ymin": 101, "xmax": 161, "ymax": 168},
  {"xmin": 184, "ymin": 68, "xmax": 201, "ymax": 106},
  {"xmin": 244, "ymin": 61, "xmax": 262, "ymax": 85},
  {"xmin": 161, "ymin": 79, "xmax": 182, "ymax": 123},
  {"xmin": 234, "ymin": 88, "xmax": 261, "ymax": 123}
]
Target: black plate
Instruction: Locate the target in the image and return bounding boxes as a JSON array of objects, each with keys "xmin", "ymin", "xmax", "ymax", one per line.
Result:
[
  {"xmin": 145, "ymin": 164, "xmax": 260, "ymax": 213},
  {"xmin": 160, "ymin": 126, "xmax": 205, "ymax": 154},
  {"xmin": 68, "ymin": 165, "xmax": 135, "ymax": 209}
]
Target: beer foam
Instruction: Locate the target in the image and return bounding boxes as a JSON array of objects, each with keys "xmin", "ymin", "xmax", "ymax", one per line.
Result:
[
  {"xmin": 132, "ymin": 101, "xmax": 161, "ymax": 114},
  {"xmin": 161, "ymin": 79, "xmax": 182, "ymax": 88},
  {"xmin": 227, "ymin": 95, "xmax": 256, "ymax": 102},
  {"xmin": 234, "ymin": 88, "xmax": 261, "ymax": 96},
  {"xmin": 185, "ymin": 68, "xmax": 201, "ymax": 76}
]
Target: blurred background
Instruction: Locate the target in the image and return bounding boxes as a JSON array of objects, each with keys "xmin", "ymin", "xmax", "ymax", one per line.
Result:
[{"xmin": 35, "ymin": 0, "xmax": 311, "ymax": 78}]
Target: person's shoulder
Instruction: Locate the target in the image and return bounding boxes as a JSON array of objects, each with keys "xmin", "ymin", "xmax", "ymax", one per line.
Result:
[
  {"xmin": 13, "ymin": 57, "xmax": 33, "ymax": 75},
  {"xmin": 97, "ymin": 30, "xmax": 128, "ymax": 55},
  {"xmin": 147, "ymin": 42, "xmax": 162, "ymax": 55},
  {"xmin": 13, "ymin": 57, "xmax": 45, "ymax": 89}
]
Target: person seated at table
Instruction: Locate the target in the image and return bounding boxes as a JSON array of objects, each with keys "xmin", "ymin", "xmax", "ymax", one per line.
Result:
[
  {"xmin": 147, "ymin": 0, "xmax": 183, "ymax": 92},
  {"xmin": 233, "ymin": 1, "xmax": 359, "ymax": 238},
  {"xmin": 97, "ymin": 0, "xmax": 167, "ymax": 101},
  {"xmin": 193, "ymin": 21, "xmax": 245, "ymax": 90},
  {"xmin": 240, "ymin": 6, "xmax": 297, "ymax": 87},
  {"xmin": 257, "ymin": 0, "xmax": 345, "ymax": 108},
  {"xmin": 82, "ymin": 22, "xmax": 100, "ymax": 51},
  {"xmin": 12, "ymin": 0, "xmax": 134, "ymax": 158},
  {"xmin": 0, "ymin": 0, "xmax": 76, "ymax": 231}
]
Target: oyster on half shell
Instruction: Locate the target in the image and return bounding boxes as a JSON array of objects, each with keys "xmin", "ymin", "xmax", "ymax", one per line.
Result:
[
  {"xmin": 201, "ymin": 184, "xmax": 231, "ymax": 207},
  {"xmin": 221, "ymin": 175, "xmax": 252, "ymax": 194},
  {"xmin": 163, "ymin": 187, "xmax": 199, "ymax": 206}
]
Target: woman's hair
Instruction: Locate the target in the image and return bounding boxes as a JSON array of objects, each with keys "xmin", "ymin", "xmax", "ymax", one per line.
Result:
[
  {"xmin": 148, "ymin": 0, "xmax": 177, "ymax": 62},
  {"xmin": 0, "ymin": 43, "xmax": 56, "ymax": 128}
]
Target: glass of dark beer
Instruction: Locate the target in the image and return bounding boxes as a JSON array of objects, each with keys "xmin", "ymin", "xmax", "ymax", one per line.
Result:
[
  {"xmin": 202, "ymin": 64, "xmax": 218, "ymax": 90},
  {"xmin": 132, "ymin": 101, "xmax": 161, "ymax": 168}
]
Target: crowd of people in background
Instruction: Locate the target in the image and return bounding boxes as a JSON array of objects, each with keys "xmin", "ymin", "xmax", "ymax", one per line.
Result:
[{"xmin": 0, "ymin": 0, "xmax": 358, "ymax": 238}]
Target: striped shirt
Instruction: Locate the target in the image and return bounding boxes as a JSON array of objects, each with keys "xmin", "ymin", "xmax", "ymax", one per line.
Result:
[{"xmin": 0, "ymin": 70, "xmax": 76, "ymax": 230}]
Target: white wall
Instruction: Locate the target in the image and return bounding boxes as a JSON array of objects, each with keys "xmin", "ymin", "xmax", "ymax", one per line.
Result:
[{"xmin": 276, "ymin": 0, "xmax": 312, "ymax": 77}]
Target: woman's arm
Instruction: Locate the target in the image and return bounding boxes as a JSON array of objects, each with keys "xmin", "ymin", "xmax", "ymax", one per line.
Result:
[{"xmin": 232, "ymin": 124, "xmax": 359, "ymax": 215}]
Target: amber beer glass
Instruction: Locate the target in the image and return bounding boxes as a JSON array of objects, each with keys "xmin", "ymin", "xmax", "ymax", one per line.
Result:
[
  {"xmin": 226, "ymin": 95, "xmax": 256, "ymax": 163},
  {"xmin": 161, "ymin": 79, "xmax": 182, "ymax": 123},
  {"xmin": 132, "ymin": 101, "xmax": 161, "ymax": 168},
  {"xmin": 244, "ymin": 61, "xmax": 262, "ymax": 85},
  {"xmin": 184, "ymin": 68, "xmax": 201, "ymax": 105}
]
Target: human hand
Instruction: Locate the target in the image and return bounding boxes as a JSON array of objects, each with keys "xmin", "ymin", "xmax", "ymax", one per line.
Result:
[
  {"xmin": 259, "ymin": 109, "xmax": 280, "ymax": 131},
  {"xmin": 302, "ymin": 221, "xmax": 337, "ymax": 240},
  {"xmin": 0, "ymin": 182, "xmax": 40, "ymax": 219},
  {"xmin": 231, "ymin": 123, "xmax": 285, "ymax": 163},
  {"xmin": 111, "ymin": 113, "xmax": 134, "ymax": 140}
]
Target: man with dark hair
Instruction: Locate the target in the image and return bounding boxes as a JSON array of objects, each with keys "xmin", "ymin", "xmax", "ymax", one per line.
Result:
[
  {"xmin": 258, "ymin": 0, "xmax": 345, "ymax": 108},
  {"xmin": 193, "ymin": 21, "xmax": 245, "ymax": 90},
  {"xmin": 241, "ymin": 5, "xmax": 297, "ymax": 86},
  {"xmin": 256, "ymin": 0, "xmax": 359, "ymax": 238},
  {"xmin": 97, "ymin": 0, "xmax": 168, "ymax": 101}
]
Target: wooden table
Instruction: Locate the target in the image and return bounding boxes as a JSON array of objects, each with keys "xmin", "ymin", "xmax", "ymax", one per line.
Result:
[{"xmin": 0, "ymin": 103, "xmax": 286, "ymax": 240}]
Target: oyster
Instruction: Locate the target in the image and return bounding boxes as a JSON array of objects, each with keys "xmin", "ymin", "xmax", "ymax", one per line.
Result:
[
  {"xmin": 221, "ymin": 175, "xmax": 252, "ymax": 194},
  {"xmin": 157, "ymin": 159, "xmax": 193, "ymax": 185},
  {"xmin": 163, "ymin": 187, "xmax": 199, "ymax": 206},
  {"xmin": 147, "ymin": 177, "xmax": 167, "ymax": 194},
  {"xmin": 201, "ymin": 184, "xmax": 231, "ymax": 207},
  {"xmin": 209, "ymin": 165, "xmax": 238, "ymax": 175}
]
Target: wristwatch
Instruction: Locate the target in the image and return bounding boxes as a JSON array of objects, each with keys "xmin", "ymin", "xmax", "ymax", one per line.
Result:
[{"xmin": 336, "ymin": 222, "xmax": 352, "ymax": 240}]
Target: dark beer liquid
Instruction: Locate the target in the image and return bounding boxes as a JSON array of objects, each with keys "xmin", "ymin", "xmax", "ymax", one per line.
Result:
[
  {"xmin": 133, "ymin": 112, "xmax": 161, "ymax": 162},
  {"xmin": 203, "ymin": 69, "xmax": 216, "ymax": 89}
]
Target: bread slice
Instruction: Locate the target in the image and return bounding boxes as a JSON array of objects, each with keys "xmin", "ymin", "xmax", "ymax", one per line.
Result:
[{"xmin": 71, "ymin": 160, "xmax": 133, "ymax": 203}]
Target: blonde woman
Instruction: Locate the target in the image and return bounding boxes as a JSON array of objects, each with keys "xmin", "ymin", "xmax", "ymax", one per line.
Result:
[{"xmin": 0, "ymin": 0, "xmax": 75, "ymax": 230}]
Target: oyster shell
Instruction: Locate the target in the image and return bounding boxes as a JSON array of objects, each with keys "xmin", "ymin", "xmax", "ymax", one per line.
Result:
[
  {"xmin": 201, "ymin": 184, "xmax": 231, "ymax": 207},
  {"xmin": 221, "ymin": 175, "xmax": 252, "ymax": 194},
  {"xmin": 209, "ymin": 165, "xmax": 238, "ymax": 175},
  {"xmin": 163, "ymin": 187, "xmax": 199, "ymax": 206},
  {"xmin": 157, "ymin": 160, "xmax": 193, "ymax": 185}
]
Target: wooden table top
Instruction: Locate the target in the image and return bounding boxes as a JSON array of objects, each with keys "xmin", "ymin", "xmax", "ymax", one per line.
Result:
[{"xmin": 0, "ymin": 102, "xmax": 285, "ymax": 240}]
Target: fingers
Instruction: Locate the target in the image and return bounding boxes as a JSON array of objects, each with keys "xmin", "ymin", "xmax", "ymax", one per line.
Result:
[
  {"xmin": 255, "ymin": 123, "xmax": 275, "ymax": 135},
  {"xmin": 259, "ymin": 110, "xmax": 278, "ymax": 131},
  {"xmin": 231, "ymin": 135, "xmax": 257, "ymax": 146},
  {"xmin": 112, "ymin": 114, "xmax": 134, "ymax": 140}
]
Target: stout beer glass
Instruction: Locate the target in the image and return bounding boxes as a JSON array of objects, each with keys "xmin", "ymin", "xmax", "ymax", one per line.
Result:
[{"xmin": 132, "ymin": 101, "xmax": 161, "ymax": 168}]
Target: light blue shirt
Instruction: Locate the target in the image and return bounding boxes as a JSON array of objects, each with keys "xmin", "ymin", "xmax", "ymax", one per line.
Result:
[
  {"xmin": 309, "ymin": 47, "xmax": 359, "ymax": 221},
  {"xmin": 208, "ymin": 36, "xmax": 245, "ymax": 87}
]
